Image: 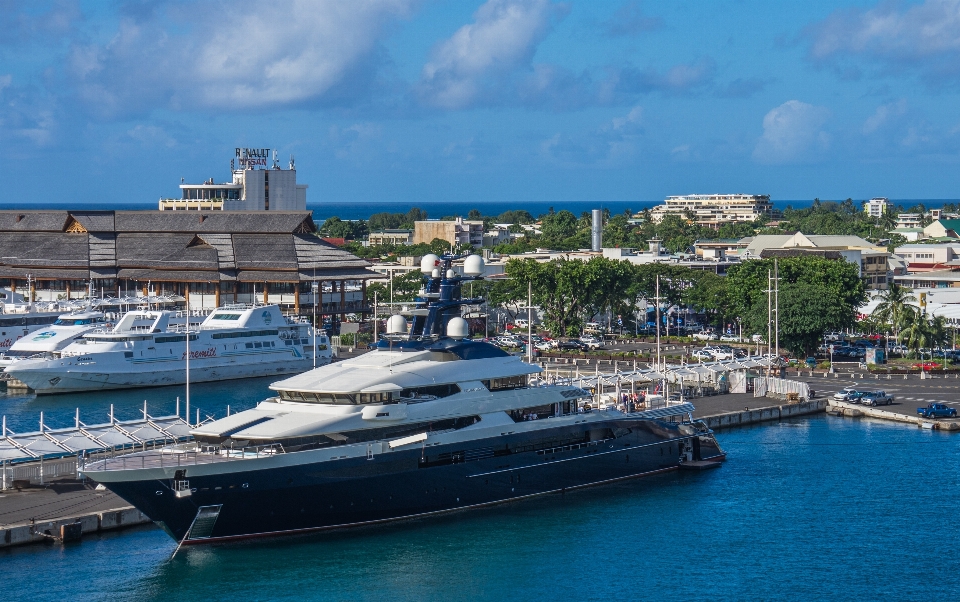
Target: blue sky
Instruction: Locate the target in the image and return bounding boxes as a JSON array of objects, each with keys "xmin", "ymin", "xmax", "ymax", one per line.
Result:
[{"xmin": 2, "ymin": 0, "xmax": 959, "ymax": 206}]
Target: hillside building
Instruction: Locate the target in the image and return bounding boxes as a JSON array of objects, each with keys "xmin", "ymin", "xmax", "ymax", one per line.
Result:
[{"xmin": 650, "ymin": 194, "xmax": 774, "ymax": 228}]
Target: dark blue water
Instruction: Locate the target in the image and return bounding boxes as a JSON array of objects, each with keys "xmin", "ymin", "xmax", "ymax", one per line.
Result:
[
  {"xmin": 0, "ymin": 377, "xmax": 274, "ymax": 433},
  {"xmin": 5, "ymin": 199, "xmax": 959, "ymax": 222},
  {"xmin": 3, "ymin": 414, "xmax": 959, "ymax": 601}
]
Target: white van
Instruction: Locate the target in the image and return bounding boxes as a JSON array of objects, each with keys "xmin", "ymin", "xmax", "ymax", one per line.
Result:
[{"xmin": 583, "ymin": 322, "xmax": 605, "ymax": 335}]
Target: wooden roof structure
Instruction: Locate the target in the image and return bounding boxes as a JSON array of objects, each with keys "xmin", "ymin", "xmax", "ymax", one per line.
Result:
[{"xmin": 0, "ymin": 210, "xmax": 377, "ymax": 283}]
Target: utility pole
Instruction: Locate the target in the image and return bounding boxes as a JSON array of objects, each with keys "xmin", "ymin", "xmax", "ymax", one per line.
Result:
[
  {"xmin": 527, "ymin": 280, "xmax": 533, "ymax": 364},
  {"xmin": 655, "ymin": 275, "xmax": 662, "ymax": 370},
  {"xmin": 312, "ymin": 281, "xmax": 319, "ymax": 369},
  {"xmin": 373, "ymin": 290, "xmax": 378, "ymax": 344},
  {"xmin": 774, "ymin": 258, "xmax": 780, "ymax": 365},
  {"xmin": 766, "ymin": 269, "xmax": 772, "ymax": 377}
]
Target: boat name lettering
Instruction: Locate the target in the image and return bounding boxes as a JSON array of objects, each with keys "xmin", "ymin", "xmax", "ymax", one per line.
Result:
[
  {"xmin": 182, "ymin": 347, "xmax": 217, "ymax": 360},
  {"xmin": 0, "ymin": 338, "xmax": 13, "ymax": 348}
]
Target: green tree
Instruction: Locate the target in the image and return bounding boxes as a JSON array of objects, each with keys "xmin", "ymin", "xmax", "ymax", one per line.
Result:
[
  {"xmin": 872, "ymin": 282, "xmax": 916, "ymax": 347},
  {"xmin": 726, "ymin": 256, "xmax": 866, "ymax": 354},
  {"xmin": 366, "ymin": 270, "xmax": 424, "ymax": 304}
]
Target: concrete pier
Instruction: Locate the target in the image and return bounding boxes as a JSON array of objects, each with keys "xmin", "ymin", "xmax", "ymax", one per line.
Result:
[
  {"xmin": 827, "ymin": 400, "xmax": 960, "ymax": 430},
  {"xmin": 702, "ymin": 399, "xmax": 828, "ymax": 430}
]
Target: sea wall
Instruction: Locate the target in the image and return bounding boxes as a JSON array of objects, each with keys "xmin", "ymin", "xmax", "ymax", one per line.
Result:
[
  {"xmin": 1, "ymin": 507, "xmax": 150, "ymax": 549},
  {"xmin": 704, "ymin": 399, "xmax": 828, "ymax": 430}
]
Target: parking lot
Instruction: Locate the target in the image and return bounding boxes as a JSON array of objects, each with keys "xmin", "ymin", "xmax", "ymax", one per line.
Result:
[{"xmin": 798, "ymin": 373, "xmax": 960, "ymax": 413}]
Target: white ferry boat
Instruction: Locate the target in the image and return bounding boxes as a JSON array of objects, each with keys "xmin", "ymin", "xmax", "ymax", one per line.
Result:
[
  {"xmin": 0, "ymin": 311, "xmax": 111, "ymax": 369},
  {"xmin": 0, "ymin": 291, "xmax": 78, "ymax": 355},
  {"xmin": 5, "ymin": 304, "xmax": 331, "ymax": 394}
]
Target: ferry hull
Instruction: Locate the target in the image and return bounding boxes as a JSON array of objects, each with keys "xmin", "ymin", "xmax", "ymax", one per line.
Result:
[
  {"xmin": 89, "ymin": 419, "xmax": 724, "ymax": 544},
  {"xmin": 7, "ymin": 357, "xmax": 328, "ymax": 394}
]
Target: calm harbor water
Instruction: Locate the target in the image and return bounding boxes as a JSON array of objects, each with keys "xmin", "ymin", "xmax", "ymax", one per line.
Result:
[{"xmin": 3, "ymin": 407, "xmax": 959, "ymax": 601}]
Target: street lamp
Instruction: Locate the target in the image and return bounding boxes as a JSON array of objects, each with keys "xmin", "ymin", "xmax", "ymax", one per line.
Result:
[{"xmin": 312, "ymin": 281, "xmax": 319, "ymax": 369}]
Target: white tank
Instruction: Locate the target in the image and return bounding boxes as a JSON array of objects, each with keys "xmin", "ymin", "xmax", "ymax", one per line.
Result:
[
  {"xmin": 421, "ymin": 254, "xmax": 440, "ymax": 273},
  {"xmin": 446, "ymin": 317, "xmax": 469, "ymax": 340},
  {"xmin": 386, "ymin": 315, "xmax": 408, "ymax": 334},
  {"xmin": 463, "ymin": 255, "xmax": 485, "ymax": 276}
]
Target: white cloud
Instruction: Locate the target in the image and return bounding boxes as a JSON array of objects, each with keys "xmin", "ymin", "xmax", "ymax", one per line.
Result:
[
  {"xmin": 70, "ymin": 0, "xmax": 416, "ymax": 116},
  {"xmin": 806, "ymin": 0, "xmax": 960, "ymax": 85},
  {"xmin": 418, "ymin": 0, "xmax": 564, "ymax": 109},
  {"xmin": 752, "ymin": 100, "xmax": 831, "ymax": 164},
  {"xmin": 541, "ymin": 105, "xmax": 644, "ymax": 165},
  {"xmin": 862, "ymin": 99, "xmax": 908, "ymax": 135}
]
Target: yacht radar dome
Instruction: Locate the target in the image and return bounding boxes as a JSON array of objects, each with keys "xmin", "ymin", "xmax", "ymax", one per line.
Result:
[
  {"xmin": 446, "ymin": 317, "xmax": 468, "ymax": 340},
  {"xmin": 431, "ymin": 268, "xmax": 441, "ymax": 278},
  {"xmin": 463, "ymin": 255, "xmax": 484, "ymax": 276},
  {"xmin": 420, "ymin": 254, "xmax": 441, "ymax": 274},
  {"xmin": 386, "ymin": 315, "xmax": 408, "ymax": 335},
  {"xmin": 446, "ymin": 269, "xmax": 456, "ymax": 279}
]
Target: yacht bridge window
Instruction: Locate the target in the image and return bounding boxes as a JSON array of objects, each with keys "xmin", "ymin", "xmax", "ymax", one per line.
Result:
[{"xmin": 482, "ymin": 376, "xmax": 527, "ymax": 391}]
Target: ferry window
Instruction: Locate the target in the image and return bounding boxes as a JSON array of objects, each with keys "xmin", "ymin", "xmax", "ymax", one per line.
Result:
[
  {"xmin": 254, "ymin": 342, "xmax": 262, "ymax": 348},
  {"xmin": 211, "ymin": 313, "xmax": 242, "ymax": 320},
  {"xmin": 245, "ymin": 342, "xmax": 253, "ymax": 348},
  {"xmin": 124, "ymin": 352, "xmax": 133, "ymax": 358}
]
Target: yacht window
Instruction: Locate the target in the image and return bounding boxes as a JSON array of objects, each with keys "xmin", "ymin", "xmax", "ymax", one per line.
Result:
[
  {"xmin": 277, "ymin": 390, "xmax": 358, "ymax": 404},
  {"xmin": 357, "ymin": 392, "xmax": 396, "ymax": 404},
  {"xmin": 245, "ymin": 342, "xmax": 253, "ymax": 348},
  {"xmin": 211, "ymin": 313, "xmax": 242, "ymax": 320},
  {"xmin": 399, "ymin": 383, "xmax": 461, "ymax": 400},
  {"xmin": 254, "ymin": 342, "xmax": 263, "ymax": 348},
  {"xmin": 482, "ymin": 376, "xmax": 526, "ymax": 391}
]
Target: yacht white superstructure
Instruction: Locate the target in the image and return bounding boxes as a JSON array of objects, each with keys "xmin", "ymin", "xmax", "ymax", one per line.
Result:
[{"xmin": 6, "ymin": 304, "xmax": 331, "ymax": 394}]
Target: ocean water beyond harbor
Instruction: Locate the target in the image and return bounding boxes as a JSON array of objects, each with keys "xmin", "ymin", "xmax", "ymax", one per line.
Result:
[{"xmin": 3, "ymin": 414, "xmax": 959, "ymax": 601}]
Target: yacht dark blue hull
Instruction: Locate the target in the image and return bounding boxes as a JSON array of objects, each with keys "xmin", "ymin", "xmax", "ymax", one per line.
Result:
[{"xmin": 96, "ymin": 418, "xmax": 724, "ymax": 544}]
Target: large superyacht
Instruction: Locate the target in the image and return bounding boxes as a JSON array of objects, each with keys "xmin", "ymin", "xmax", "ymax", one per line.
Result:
[{"xmin": 83, "ymin": 254, "xmax": 725, "ymax": 545}]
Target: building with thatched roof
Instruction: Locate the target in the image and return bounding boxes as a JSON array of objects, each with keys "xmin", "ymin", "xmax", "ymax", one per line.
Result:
[{"xmin": 0, "ymin": 210, "xmax": 379, "ymax": 317}]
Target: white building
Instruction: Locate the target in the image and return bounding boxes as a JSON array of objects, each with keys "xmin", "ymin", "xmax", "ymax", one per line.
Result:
[
  {"xmin": 159, "ymin": 147, "xmax": 307, "ymax": 211},
  {"xmin": 863, "ymin": 197, "xmax": 889, "ymax": 218},
  {"xmin": 650, "ymin": 194, "xmax": 774, "ymax": 228},
  {"xmin": 895, "ymin": 213, "xmax": 923, "ymax": 229}
]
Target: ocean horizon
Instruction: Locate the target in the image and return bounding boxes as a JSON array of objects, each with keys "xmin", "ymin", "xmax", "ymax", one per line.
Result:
[{"xmin": 2, "ymin": 198, "xmax": 957, "ymax": 222}]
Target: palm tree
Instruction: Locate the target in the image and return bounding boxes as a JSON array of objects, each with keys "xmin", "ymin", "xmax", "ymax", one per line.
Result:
[
  {"xmin": 899, "ymin": 307, "xmax": 932, "ymax": 357},
  {"xmin": 873, "ymin": 283, "xmax": 917, "ymax": 350}
]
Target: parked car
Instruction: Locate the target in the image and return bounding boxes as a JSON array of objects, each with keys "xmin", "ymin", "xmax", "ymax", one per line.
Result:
[
  {"xmin": 719, "ymin": 334, "xmax": 741, "ymax": 342},
  {"xmin": 832, "ymin": 387, "xmax": 863, "ymax": 402},
  {"xmin": 693, "ymin": 330, "xmax": 718, "ymax": 341},
  {"xmin": 917, "ymin": 403, "xmax": 957, "ymax": 418},
  {"xmin": 557, "ymin": 340, "xmax": 588, "ymax": 352},
  {"xmin": 579, "ymin": 335, "xmax": 604, "ymax": 350},
  {"xmin": 691, "ymin": 349, "xmax": 714, "ymax": 361},
  {"xmin": 860, "ymin": 391, "xmax": 894, "ymax": 406},
  {"xmin": 705, "ymin": 346, "xmax": 734, "ymax": 361}
]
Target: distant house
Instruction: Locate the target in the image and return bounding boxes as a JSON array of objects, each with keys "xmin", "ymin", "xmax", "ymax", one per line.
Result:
[
  {"xmin": 367, "ymin": 229, "xmax": 413, "ymax": 246},
  {"xmin": 923, "ymin": 219, "xmax": 960, "ymax": 240},
  {"xmin": 413, "ymin": 218, "xmax": 484, "ymax": 248},
  {"xmin": 742, "ymin": 233, "xmax": 892, "ymax": 289}
]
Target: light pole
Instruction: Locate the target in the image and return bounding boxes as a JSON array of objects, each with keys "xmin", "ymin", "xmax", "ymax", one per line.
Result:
[{"xmin": 312, "ymin": 281, "xmax": 319, "ymax": 369}]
